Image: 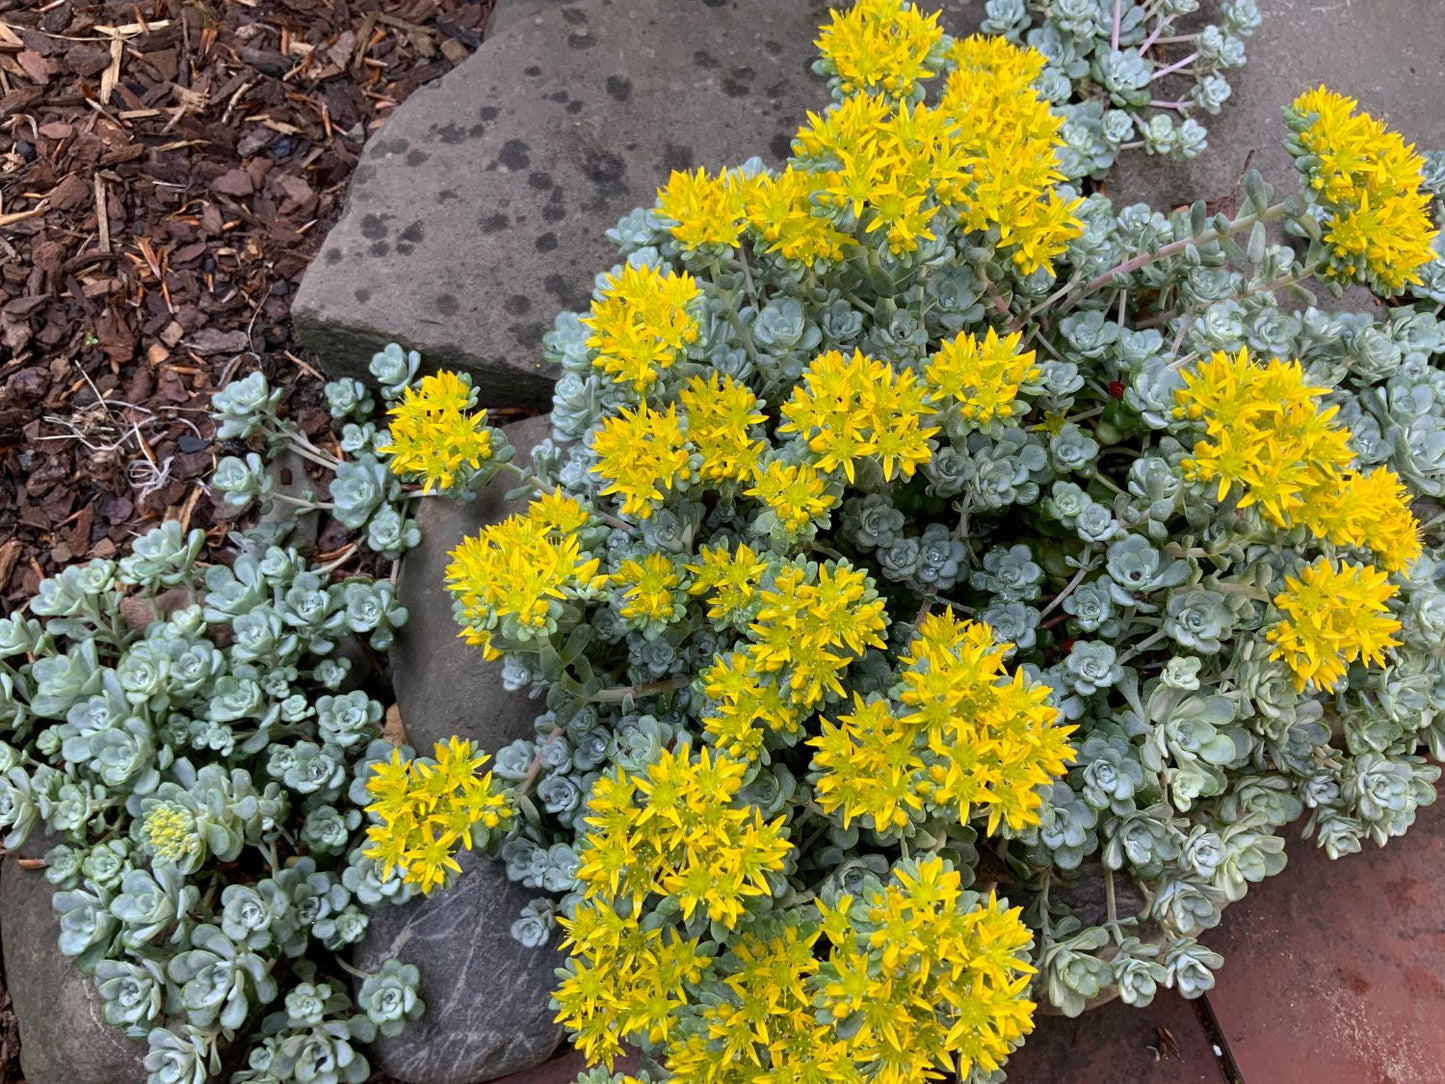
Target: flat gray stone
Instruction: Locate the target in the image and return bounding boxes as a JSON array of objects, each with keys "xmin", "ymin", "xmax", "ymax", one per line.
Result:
[
  {"xmin": 1, "ymin": 854, "xmax": 147, "ymax": 1084},
  {"xmin": 1108, "ymin": 0, "xmax": 1445, "ymax": 212},
  {"xmin": 293, "ymin": 0, "xmax": 834, "ymax": 405},
  {"xmin": 352, "ymin": 847, "xmax": 564, "ymax": 1084},
  {"xmin": 390, "ymin": 414, "xmax": 553, "ymax": 754}
]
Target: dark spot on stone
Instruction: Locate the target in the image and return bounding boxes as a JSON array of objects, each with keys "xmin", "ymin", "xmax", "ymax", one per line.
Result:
[
  {"xmin": 722, "ymin": 78, "xmax": 749, "ymax": 97},
  {"xmin": 769, "ymin": 132, "xmax": 794, "ymax": 162},
  {"xmin": 765, "ymin": 81, "xmax": 789, "ymax": 98},
  {"xmin": 585, "ymin": 153, "xmax": 626, "ymax": 186},
  {"xmin": 693, "ymin": 49, "xmax": 718, "ymax": 70},
  {"xmin": 437, "ymin": 189, "xmax": 459, "ymax": 203},
  {"xmin": 528, "ymin": 171, "xmax": 554, "ymax": 191},
  {"xmin": 535, "ymin": 232, "xmax": 558, "ymax": 252},
  {"xmin": 324, "ymin": 249, "xmax": 343, "ymax": 265},
  {"xmin": 542, "ymin": 274, "xmax": 586, "ymax": 310},
  {"xmin": 548, "ymin": 90, "xmax": 570, "ymax": 103},
  {"xmin": 396, "ymin": 242, "xmax": 414, "ymax": 256},
  {"xmin": 568, "ymin": 32, "xmax": 595, "ymax": 49},
  {"xmin": 524, "ymin": 65, "xmax": 542, "ymax": 77},
  {"xmin": 406, "ymin": 149, "xmax": 429, "ymax": 166},
  {"xmin": 436, "ymin": 293, "xmax": 459, "ymax": 316},
  {"xmin": 561, "ymin": 6, "xmax": 587, "ymax": 23},
  {"xmin": 438, "ymin": 123, "xmax": 467, "ymax": 145},
  {"xmin": 481, "ymin": 212, "xmax": 510, "ymax": 233},
  {"xmin": 566, "ymin": 100, "xmax": 584, "ymax": 114},
  {"xmin": 605, "ymin": 75, "xmax": 632, "ymax": 101},
  {"xmin": 661, "ymin": 142, "xmax": 694, "ymax": 173},
  {"xmin": 469, "ymin": 124, "xmax": 486, "ymax": 138},
  {"xmin": 731, "ymin": 66, "xmax": 755, "ymax": 83},
  {"xmin": 400, "ymin": 222, "xmax": 425, "ymax": 244},
  {"xmin": 354, "ymin": 288, "xmax": 372, "ymax": 303},
  {"xmin": 543, "ymin": 203, "xmax": 567, "ymax": 223},
  {"xmin": 511, "ymin": 322, "xmax": 546, "ymax": 349},
  {"xmin": 764, "ymin": 39, "xmax": 782, "ymax": 57},
  {"xmin": 354, "ymin": 165, "xmax": 375, "ymax": 185},
  {"xmin": 479, "ymin": 106, "xmax": 500, "ymax": 121},
  {"xmin": 360, "ymin": 214, "xmax": 390, "ymax": 240},
  {"xmin": 498, "ymin": 139, "xmax": 531, "ymax": 171},
  {"xmin": 369, "ymin": 240, "xmax": 389, "ymax": 257},
  {"xmin": 703, "ymin": 0, "xmax": 726, "ymax": 6},
  {"xmin": 505, "ymin": 294, "xmax": 532, "ymax": 316},
  {"xmin": 382, "ymin": 138, "xmax": 409, "ymax": 154}
]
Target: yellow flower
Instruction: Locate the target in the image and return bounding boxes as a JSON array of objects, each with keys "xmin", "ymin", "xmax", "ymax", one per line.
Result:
[
  {"xmin": 925, "ymin": 327, "xmax": 1039, "ymax": 426},
  {"xmin": 1266, "ymin": 557, "xmax": 1401, "ymax": 692},
  {"xmin": 378, "ymin": 370, "xmax": 494, "ymax": 492},
  {"xmin": 814, "ymin": 856, "xmax": 1036, "ymax": 1081},
  {"xmin": 745, "ymin": 460, "xmax": 837, "ymax": 534},
  {"xmin": 699, "ymin": 648, "xmax": 804, "ymax": 760},
  {"xmin": 814, "ymin": 0, "xmax": 944, "ymax": 99},
  {"xmin": 899, "ymin": 610, "xmax": 1075, "ymax": 833},
  {"xmin": 779, "ymin": 349, "xmax": 936, "ymax": 482},
  {"xmin": 1288, "ymin": 87, "xmax": 1438, "ymax": 292},
  {"xmin": 1174, "ymin": 349, "xmax": 1356, "ymax": 530},
  {"xmin": 656, "ymin": 167, "xmax": 754, "ymax": 250},
  {"xmin": 581, "ymin": 263, "xmax": 701, "ymax": 392},
  {"xmin": 446, "ymin": 497, "xmax": 605, "ymax": 658},
  {"xmin": 613, "ymin": 552, "xmax": 685, "ymax": 624},
  {"xmin": 362, "ymin": 742, "xmax": 511, "ymax": 893},
  {"xmin": 686, "ymin": 540, "xmax": 771, "ymax": 626},
  {"xmin": 744, "ymin": 166, "xmax": 855, "ymax": 267},
  {"xmin": 810, "ymin": 695, "xmax": 925, "ymax": 831},
  {"xmin": 591, "ymin": 401, "xmax": 690, "ymax": 520},
  {"xmin": 680, "ymin": 372, "xmax": 768, "ymax": 484}
]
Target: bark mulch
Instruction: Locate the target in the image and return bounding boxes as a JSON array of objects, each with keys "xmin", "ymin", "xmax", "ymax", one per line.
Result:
[
  {"xmin": 0, "ymin": 2, "xmax": 495, "ymax": 1078},
  {"xmin": 0, "ymin": 0, "xmax": 495, "ymax": 616}
]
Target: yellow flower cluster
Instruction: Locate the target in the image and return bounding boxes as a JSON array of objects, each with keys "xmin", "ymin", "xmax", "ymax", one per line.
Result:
[
  {"xmin": 142, "ymin": 804, "xmax": 200, "ymax": 866},
  {"xmin": 362, "ymin": 739, "xmax": 512, "ymax": 893},
  {"xmin": 745, "ymin": 460, "xmax": 837, "ymax": 534},
  {"xmin": 898, "ymin": 611, "xmax": 1075, "ymax": 833},
  {"xmin": 446, "ymin": 492, "xmax": 604, "ymax": 658},
  {"xmin": 814, "ymin": 0, "xmax": 943, "ymax": 98},
  {"xmin": 924, "ymin": 326, "xmax": 1040, "ymax": 426},
  {"xmin": 1267, "ymin": 557, "xmax": 1402, "ymax": 692},
  {"xmin": 576, "ymin": 744, "xmax": 791, "ymax": 928},
  {"xmin": 696, "ymin": 558, "xmax": 887, "ymax": 759},
  {"xmin": 810, "ymin": 695, "xmax": 923, "ymax": 831},
  {"xmin": 1174, "ymin": 348, "xmax": 1421, "ymax": 571},
  {"xmin": 662, "ymin": 922, "xmax": 834, "ymax": 1083},
  {"xmin": 656, "ymin": 168, "xmax": 754, "ymax": 250},
  {"xmin": 581, "ymin": 264, "xmax": 701, "ymax": 392},
  {"xmin": 779, "ymin": 349, "xmax": 937, "ymax": 482},
  {"xmin": 679, "ymin": 372, "xmax": 767, "ymax": 483},
  {"xmin": 591, "ymin": 401, "xmax": 691, "ymax": 519},
  {"xmin": 813, "ymin": 857, "xmax": 1036, "ymax": 1082},
  {"xmin": 1289, "ymin": 87, "xmax": 1438, "ymax": 292},
  {"xmin": 613, "ymin": 552, "xmax": 685, "ymax": 625},
  {"xmin": 748, "ymin": 561, "xmax": 889, "ymax": 708},
  {"xmin": 379, "ymin": 370, "xmax": 494, "ymax": 492},
  {"xmin": 554, "ymin": 898, "xmax": 712, "ymax": 1067},
  {"xmin": 745, "ymin": 167, "xmax": 854, "ymax": 267}
]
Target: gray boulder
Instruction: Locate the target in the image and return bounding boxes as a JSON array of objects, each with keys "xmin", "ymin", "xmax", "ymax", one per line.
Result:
[
  {"xmin": 390, "ymin": 414, "xmax": 553, "ymax": 754},
  {"xmin": 0, "ymin": 853, "xmax": 147, "ymax": 1084},
  {"xmin": 292, "ymin": 0, "xmax": 835, "ymax": 404},
  {"xmin": 351, "ymin": 847, "xmax": 565, "ymax": 1083}
]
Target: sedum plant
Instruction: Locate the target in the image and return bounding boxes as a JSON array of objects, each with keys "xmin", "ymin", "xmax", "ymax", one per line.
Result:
[
  {"xmin": 348, "ymin": 2, "xmax": 1445, "ymax": 1081},
  {"xmin": 979, "ymin": 0, "xmax": 1262, "ymax": 178}
]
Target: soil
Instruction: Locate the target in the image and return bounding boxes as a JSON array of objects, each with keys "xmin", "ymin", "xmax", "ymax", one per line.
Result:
[{"xmin": 0, "ymin": 0, "xmax": 495, "ymax": 617}]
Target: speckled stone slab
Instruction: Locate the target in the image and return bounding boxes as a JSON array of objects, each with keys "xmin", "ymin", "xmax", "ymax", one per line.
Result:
[{"xmin": 292, "ymin": 0, "xmax": 836, "ymax": 406}]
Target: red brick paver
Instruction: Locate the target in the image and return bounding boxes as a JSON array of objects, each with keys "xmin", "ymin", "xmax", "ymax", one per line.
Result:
[{"xmin": 1204, "ymin": 799, "xmax": 1445, "ymax": 1084}]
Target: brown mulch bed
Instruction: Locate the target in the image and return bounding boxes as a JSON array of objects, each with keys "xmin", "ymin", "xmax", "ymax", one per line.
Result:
[{"xmin": 0, "ymin": 0, "xmax": 495, "ymax": 617}]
